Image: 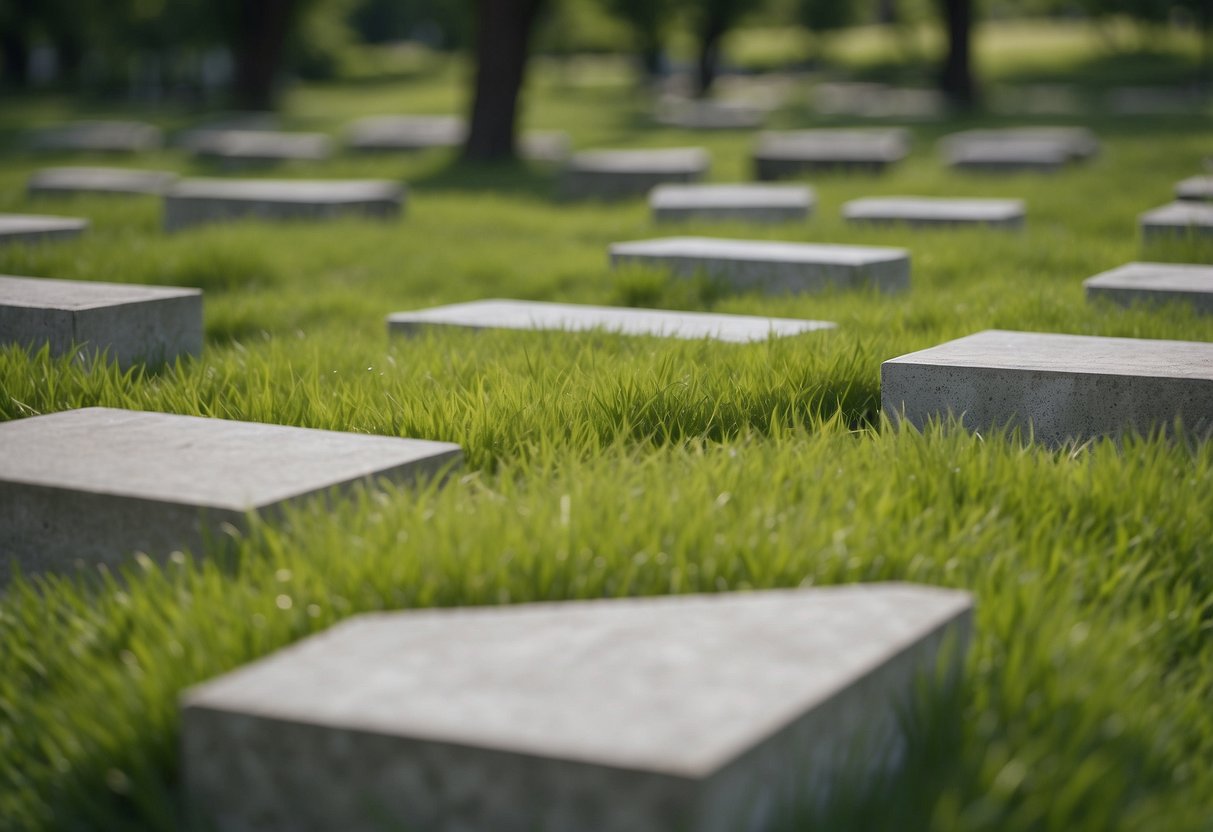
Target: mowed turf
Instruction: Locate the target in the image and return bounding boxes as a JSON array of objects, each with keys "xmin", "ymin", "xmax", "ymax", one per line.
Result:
[{"xmin": 1, "ymin": 28, "xmax": 1212, "ymax": 832}]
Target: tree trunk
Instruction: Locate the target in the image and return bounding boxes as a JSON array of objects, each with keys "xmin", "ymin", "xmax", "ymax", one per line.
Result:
[
  {"xmin": 878, "ymin": 0, "xmax": 898, "ymax": 26},
  {"xmin": 464, "ymin": 0, "xmax": 545, "ymax": 162},
  {"xmin": 639, "ymin": 32, "xmax": 663, "ymax": 83},
  {"xmin": 695, "ymin": 14, "xmax": 726, "ymax": 99},
  {"xmin": 938, "ymin": 0, "xmax": 976, "ymax": 109},
  {"xmin": 231, "ymin": 0, "xmax": 296, "ymax": 110},
  {"xmin": 1, "ymin": 30, "xmax": 30, "ymax": 89}
]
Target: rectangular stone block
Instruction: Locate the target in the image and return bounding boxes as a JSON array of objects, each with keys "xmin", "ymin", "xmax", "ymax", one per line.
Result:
[
  {"xmin": 28, "ymin": 120, "xmax": 163, "ymax": 153},
  {"xmin": 811, "ymin": 83, "xmax": 943, "ymax": 120},
  {"xmin": 651, "ymin": 184, "xmax": 814, "ymax": 223},
  {"xmin": 1139, "ymin": 202, "xmax": 1213, "ymax": 241},
  {"xmin": 181, "ymin": 583, "xmax": 973, "ymax": 832},
  {"xmin": 164, "ymin": 179, "xmax": 404, "ymax": 232},
  {"xmin": 610, "ymin": 236, "xmax": 910, "ymax": 294},
  {"xmin": 0, "ymin": 214, "xmax": 88, "ymax": 245},
  {"xmin": 191, "ymin": 130, "xmax": 333, "ymax": 167},
  {"xmin": 347, "ymin": 116, "xmax": 570, "ymax": 162},
  {"xmin": 882, "ymin": 329, "xmax": 1213, "ymax": 444},
  {"xmin": 1084, "ymin": 261, "xmax": 1213, "ymax": 314},
  {"xmin": 653, "ymin": 98, "xmax": 768, "ymax": 130},
  {"xmin": 941, "ymin": 127, "xmax": 1098, "ymax": 161},
  {"xmin": 843, "ymin": 197, "xmax": 1025, "ymax": 229},
  {"xmin": 1176, "ymin": 176, "xmax": 1213, "ymax": 202},
  {"xmin": 27, "ymin": 166, "xmax": 178, "ymax": 197},
  {"xmin": 558, "ymin": 148, "xmax": 709, "ymax": 200},
  {"xmin": 752, "ymin": 130, "xmax": 909, "ymax": 180},
  {"xmin": 174, "ymin": 113, "xmax": 280, "ymax": 151},
  {"xmin": 387, "ymin": 299, "xmax": 835, "ymax": 342},
  {"xmin": 0, "ymin": 408, "xmax": 461, "ymax": 582},
  {"xmin": 0, "ymin": 274, "xmax": 201, "ymax": 366}
]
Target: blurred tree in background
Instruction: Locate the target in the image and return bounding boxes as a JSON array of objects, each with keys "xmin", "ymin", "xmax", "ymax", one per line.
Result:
[{"xmin": 464, "ymin": 0, "xmax": 546, "ymax": 160}]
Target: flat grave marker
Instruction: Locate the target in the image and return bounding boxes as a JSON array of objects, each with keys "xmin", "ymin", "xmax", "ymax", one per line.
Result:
[
  {"xmin": 0, "ymin": 214, "xmax": 88, "ymax": 245},
  {"xmin": 1139, "ymin": 202, "xmax": 1213, "ymax": 241},
  {"xmin": 0, "ymin": 275, "xmax": 201, "ymax": 367},
  {"xmin": 347, "ymin": 116, "xmax": 570, "ymax": 162},
  {"xmin": 653, "ymin": 98, "xmax": 768, "ymax": 130},
  {"xmin": 882, "ymin": 329, "xmax": 1213, "ymax": 444},
  {"xmin": 1084, "ymin": 261, "xmax": 1213, "ymax": 314},
  {"xmin": 190, "ymin": 130, "xmax": 333, "ymax": 167},
  {"xmin": 650, "ymin": 184, "xmax": 814, "ymax": 223},
  {"xmin": 811, "ymin": 82, "xmax": 944, "ymax": 120},
  {"xmin": 938, "ymin": 127, "xmax": 1097, "ymax": 172},
  {"xmin": 843, "ymin": 197, "xmax": 1025, "ymax": 229},
  {"xmin": 164, "ymin": 179, "xmax": 404, "ymax": 231},
  {"xmin": 174, "ymin": 112, "xmax": 281, "ymax": 151},
  {"xmin": 610, "ymin": 236, "xmax": 910, "ymax": 294},
  {"xmin": 182, "ymin": 582, "xmax": 973, "ymax": 832},
  {"xmin": 27, "ymin": 166, "xmax": 178, "ymax": 197},
  {"xmin": 28, "ymin": 120, "xmax": 163, "ymax": 153},
  {"xmin": 1175, "ymin": 176, "xmax": 1213, "ymax": 202},
  {"xmin": 559, "ymin": 147, "xmax": 709, "ymax": 200},
  {"xmin": 387, "ymin": 299, "xmax": 835, "ymax": 342},
  {"xmin": 753, "ymin": 129, "xmax": 909, "ymax": 180},
  {"xmin": 0, "ymin": 407, "xmax": 461, "ymax": 582}
]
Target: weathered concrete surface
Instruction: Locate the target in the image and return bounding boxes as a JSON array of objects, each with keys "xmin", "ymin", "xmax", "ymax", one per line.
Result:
[
  {"xmin": 347, "ymin": 116, "xmax": 570, "ymax": 162},
  {"xmin": 0, "ymin": 214, "xmax": 88, "ymax": 245},
  {"xmin": 610, "ymin": 237, "xmax": 909, "ymax": 294},
  {"xmin": 651, "ymin": 184, "xmax": 814, "ymax": 223},
  {"xmin": 810, "ymin": 83, "xmax": 944, "ymax": 120},
  {"xmin": 843, "ymin": 197, "xmax": 1025, "ymax": 229},
  {"xmin": 558, "ymin": 148, "xmax": 709, "ymax": 200},
  {"xmin": 182, "ymin": 583, "xmax": 973, "ymax": 832},
  {"xmin": 190, "ymin": 130, "xmax": 333, "ymax": 167},
  {"xmin": 1084, "ymin": 262, "xmax": 1213, "ymax": 314},
  {"xmin": 653, "ymin": 98, "xmax": 769, "ymax": 130},
  {"xmin": 164, "ymin": 179, "xmax": 404, "ymax": 231},
  {"xmin": 28, "ymin": 120, "xmax": 163, "ymax": 153},
  {"xmin": 0, "ymin": 408, "xmax": 461, "ymax": 582},
  {"xmin": 0, "ymin": 274, "xmax": 201, "ymax": 366},
  {"xmin": 882, "ymin": 329, "xmax": 1213, "ymax": 444},
  {"xmin": 940, "ymin": 127, "xmax": 1098, "ymax": 161},
  {"xmin": 1139, "ymin": 202, "xmax": 1213, "ymax": 241},
  {"xmin": 1175, "ymin": 176, "xmax": 1213, "ymax": 202},
  {"xmin": 753, "ymin": 130, "xmax": 909, "ymax": 179},
  {"xmin": 173, "ymin": 113, "xmax": 281, "ymax": 151},
  {"xmin": 27, "ymin": 167, "xmax": 178, "ymax": 197},
  {"xmin": 388, "ymin": 299, "xmax": 834, "ymax": 342}
]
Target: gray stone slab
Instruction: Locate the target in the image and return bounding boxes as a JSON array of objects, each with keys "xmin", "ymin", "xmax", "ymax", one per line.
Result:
[
  {"xmin": 988, "ymin": 85, "xmax": 1083, "ymax": 116},
  {"xmin": 940, "ymin": 137, "xmax": 1068, "ymax": 172},
  {"xmin": 347, "ymin": 116, "xmax": 570, "ymax": 162},
  {"xmin": 164, "ymin": 179, "xmax": 404, "ymax": 232},
  {"xmin": 882, "ymin": 329, "xmax": 1213, "ymax": 444},
  {"xmin": 1176, "ymin": 176, "xmax": 1213, "ymax": 202},
  {"xmin": 843, "ymin": 197, "xmax": 1025, "ymax": 229},
  {"xmin": 653, "ymin": 98, "xmax": 768, "ymax": 130},
  {"xmin": 610, "ymin": 237, "xmax": 909, "ymax": 294},
  {"xmin": 174, "ymin": 113, "xmax": 281, "ymax": 151},
  {"xmin": 27, "ymin": 166, "xmax": 178, "ymax": 197},
  {"xmin": 387, "ymin": 299, "xmax": 835, "ymax": 342},
  {"xmin": 0, "ymin": 274, "xmax": 201, "ymax": 367},
  {"xmin": 1139, "ymin": 202, "xmax": 1213, "ymax": 241},
  {"xmin": 753, "ymin": 130, "xmax": 909, "ymax": 180},
  {"xmin": 940, "ymin": 127, "xmax": 1098, "ymax": 162},
  {"xmin": 559, "ymin": 148, "xmax": 709, "ymax": 200},
  {"xmin": 28, "ymin": 120, "xmax": 163, "ymax": 153},
  {"xmin": 191, "ymin": 130, "xmax": 333, "ymax": 166},
  {"xmin": 0, "ymin": 407, "xmax": 461, "ymax": 582},
  {"xmin": 651, "ymin": 184, "xmax": 814, "ymax": 223},
  {"xmin": 1084, "ymin": 261, "xmax": 1213, "ymax": 314},
  {"xmin": 0, "ymin": 214, "xmax": 88, "ymax": 245},
  {"xmin": 811, "ymin": 83, "xmax": 944, "ymax": 120},
  {"xmin": 181, "ymin": 582, "xmax": 973, "ymax": 832}
]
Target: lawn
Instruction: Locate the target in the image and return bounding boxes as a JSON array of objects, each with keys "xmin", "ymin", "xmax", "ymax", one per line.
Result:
[{"xmin": 1, "ymin": 21, "xmax": 1212, "ymax": 832}]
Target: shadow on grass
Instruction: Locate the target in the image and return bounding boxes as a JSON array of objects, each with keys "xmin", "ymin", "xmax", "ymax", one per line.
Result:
[{"xmin": 407, "ymin": 156, "xmax": 557, "ymax": 200}]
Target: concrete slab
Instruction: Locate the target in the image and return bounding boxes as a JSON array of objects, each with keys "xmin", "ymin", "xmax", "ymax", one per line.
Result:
[
  {"xmin": 940, "ymin": 138, "xmax": 1068, "ymax": 172},
  {"xmin": 610, "ymin": 236, "xmax": 909, "ymax": 294},
  {"xmin": 1176, "ymin": 176, "xmax": 1213, "ymax": 202},
  {"xmin": 843, "ymin": 197, "xmax": 1025, "ymax": 229},
  {"xmin": 811, "ymin": 83, "xmax": 944, "ymax": 120},
  {"xmin": 654, "ymin": 98, "xmax": 768, "ymax": 130},
  {"xmin": 347, "ymin": 116, "xmax": 570, "ymax": 162},
  {"xmin": 190, "ymin": 130, "xmax": 333, "ymax": 166},
  {"xmin": 1084, "ymin": 262, "xmax": 1213, "ymax": 314},
  {"xmin": 164, "ymin": 179, "xmax": 404, "ymax": 232},
  {"xmin": 940, "ymin": 127, "xmax": 1098, "ymax": 162},
  {"xmin": 651, "ymin": 184, "xmax": 814, "ymax": 223},
  {"xmin": 174, "ymin": 113, "xmax": 281, "ymax": 151},
  {"xmin": 28, "ymin": 120, "xmax": 163, "ymax": 153},
  {"xmin": 387, "ymin": 299, "xmax": 835, "ymax": 342},
  {"xmin": 559, "ymin": 148, "xmax": 709, "ymax": 200},
  {"xmin": 0, "ymin": 274, "xmax": 201, "ymax": 366},
  {"xmin": 753, "ymin": 130, "xmax": 909, "ymax": 180},
  {"xmin": 882, "ymin": 329, "xmax": 1213, "ymax": 444},
  {"xmin": 27, "ymin": 166, "xmax": 178, "ymax": 197},
  {"xmin": 181, "ymin": 582, "xmax": 973, "ymax": 832},
  {"xmin": 0, "ymin": 214, "xmax": 88, "ymax": 245},
  {"xmin": 1139, "ymin": 202, "xmax": 1213, "ymax": 241},
  {"xmin": 0, "ymin": 408, "xmax": 461, "ymax": 581}
]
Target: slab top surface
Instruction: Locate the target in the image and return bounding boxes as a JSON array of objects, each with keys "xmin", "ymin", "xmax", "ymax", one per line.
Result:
[
  {"xmin": 651, "ymin": 184, "xmax": 814, "ymax": 209},
  {"xmin": 0, "ymin": 214, "xmax": 88, "ymax": 233},
  {"xmin": 199, "ymin": 130, "xmax": 331, "ymax": 154},
  {"xmin": 755, "ymin": 129, "xmax": 909, "ymax": 157},
  {"xmin": 1084, "ymin": 261, "xmax": 1213, "ymax": 293},
  {"xmin": 388, "ymin": 299, "xmax": 834, "ymax": 342},
  {"xmin": 885, "ymin": 330, "xmax": 1213, "ymax": 381},
  {"xmin": 28, "ymin": 167, "xmax": 178, "ymax": 190},
  {"xmin": 1141, "ymin": 202, "xmax": 1213, "ymax": 225},
  {"xmin": 568, "ymin": 147, "xmax": 709, "ymax": 172},
  {"xmin": 611, "ymin": 236, "xmax": 908, "ymax": 265},
  {"xmin": 844, "ymin": 196, "xmax": 1024, "ymax": 221},
  {"xmin": 183, "ymin": 583, "xmax": 972, "ymax": 778},
  {"xmin": 1177, "ymin": 176, "xmax": 1213, "ymax": 199},
  {"xmin": 0, "ymin": 275, "xmax": 199, "ymax": 310},
  {"xmin": 0, "ymin": 408, "xmax": 460, "ymax": 510},
  {"xmin": 169, "ymin": 179, "xmax": 402, "ymax": 202}
]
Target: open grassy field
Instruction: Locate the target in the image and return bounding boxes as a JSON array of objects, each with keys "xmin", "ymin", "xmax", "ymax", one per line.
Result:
[{"xmin": 1, "ymin": 20, "xmax": 1212, "ymax": 832}]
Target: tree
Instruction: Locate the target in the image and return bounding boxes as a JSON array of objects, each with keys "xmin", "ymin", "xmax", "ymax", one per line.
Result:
[
  {"xmin": 602, "ymin": 0, "xmax": 674, "ymax": 81},
  {"xmin": 937, "ymin": 0, "xmax": 977, "ymax": 109},
  {"xmin": 685, "ymin": 0, "xmax": 763, "ymax": 98},
  {"xmin": 463, "ymin": 0, "xmax": 547, "ymax": 161}
]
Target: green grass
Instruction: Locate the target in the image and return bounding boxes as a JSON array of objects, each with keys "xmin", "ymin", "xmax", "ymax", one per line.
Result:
[{"xmin": 2, "ymin": 21, "xmax": 1213, "ymax": 832}]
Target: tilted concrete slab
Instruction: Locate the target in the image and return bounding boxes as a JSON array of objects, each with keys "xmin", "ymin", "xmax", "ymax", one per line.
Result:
[
  {"xmin": 0, "ymin": 408, "xmax": 461, "ymax": 582},
  {"xmin": 27, "ymin": 166, "xmax": 178, "ymax": 197},
  {"xmin": 28, "ymin": 120, "xmax": 163, "ymax": 153},
  {"xmin": 1139, "ymin": 202, "xmax": 1213, "ymax": 241},
  {"xmin": 1084, "ymin": 261, "xmax": 1213, "ymax": 314},
  {"xmin": 181, "ymin": 583, "xmax": 973, "ymax": 832},
  {"xmin": 843, "ymin": 197, "xmax": 1025, "ymax": 229},
  {"xmin": 164, "ymin": 178, "xmax": 404, "ymax": 231},
  {"xmin": 610, "ymin": 236, "xmax": 910, "ymax": 294},
  {"xmin": 559, "ymin": 148, "xmax": 709, "ymax": 200},
  {"xmin": 752, "ymin": 130, "xmax": 909, "ymax": 180},
  {"xmin": 882, "ymin": 329, "xmax": 1213, "ymax": 444},
  {"xmin": 0, "ymin": 274, "xmax": 201, "ymax": 366},
  {"xmin": 0, "ymin": 214, "xmax": 88, "ymax": 245},
  {"xmin": 387, "ymin": 299, "xmax": 835, "ymax": 342},
  {"xmin": 1176, "ymin": 176, "xmax": 1213, "ymax": 202},
  {"xmin": 651, "ymin": 184, "xmax": 814, "ymax": 223},
  {"xmin": 190, "ymin": 130, "xmax": 333, "ymax": 166}
]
